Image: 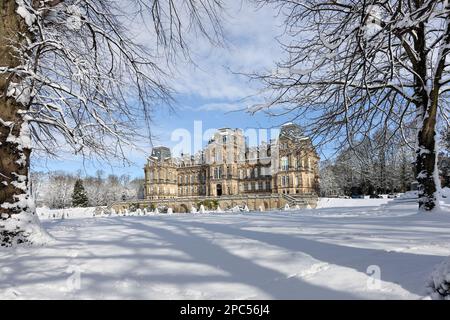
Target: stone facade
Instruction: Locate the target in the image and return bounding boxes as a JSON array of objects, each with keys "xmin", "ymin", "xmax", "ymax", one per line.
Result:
[{"xmin": 144, "ymin": 124, "xmax": 320, "ymax": 204}]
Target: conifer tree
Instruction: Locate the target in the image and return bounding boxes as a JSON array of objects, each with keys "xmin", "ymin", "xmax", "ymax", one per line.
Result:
[{"xmin": 72, "ymin": 179, "xmax": 89, "ymax": 208}]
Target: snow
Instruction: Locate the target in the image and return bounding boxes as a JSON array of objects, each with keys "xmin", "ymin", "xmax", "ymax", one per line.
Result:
[
  {"xmin": 428, "ymin": 258, "xmax": 450, "ymax": 299},
  {"xmin": 317, "ymin": 197, "xmax": 390, "ymax": 209},
  {"xmin": 36, "ymin": 207, "xmax": 99, "ymax": 220},
  {"xmin": 1, "ymin": 198, "xmax": 450, "ymax": 299},
  {"xmin": 15, "ymin": 0, "xmax": 36, "ymax": 28},
  {"xmin": 439, "ymin": 188, "xmax": 450, "ymax": 212},
  {"xmin": 0, "ymin": 194, "xmax": 52, "ymax": 246}
]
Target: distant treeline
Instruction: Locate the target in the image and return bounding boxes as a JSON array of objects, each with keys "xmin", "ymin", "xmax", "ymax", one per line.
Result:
[
  {"xmin": 319, "ymin": 129, "xmax": 450, "ymax": 197},
  {"xmin": 31, "ymin": 170, "xmax": 144, "ymax": 209}
]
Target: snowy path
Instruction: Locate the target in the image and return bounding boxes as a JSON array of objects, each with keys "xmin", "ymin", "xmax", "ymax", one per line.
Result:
[{"xmin": 1, "ymin": 201, "xmax": 450, "ymax": 299}]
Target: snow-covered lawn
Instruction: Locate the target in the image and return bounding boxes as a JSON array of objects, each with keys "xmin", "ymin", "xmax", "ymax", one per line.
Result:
[
  {"xmin": 317, "ymin": 197, "xmax": 391, "ymax": 208},
  {"xmin": 1, "ymin": 198, "xmax": 450, "ymax": 299}
]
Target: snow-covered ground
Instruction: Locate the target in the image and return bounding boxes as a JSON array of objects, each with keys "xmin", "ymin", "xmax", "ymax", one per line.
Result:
[
  {"xmin": 36, "ymin": 206, "xmax": 100, "ymax": 220},
  {"xmin": 317, "ymin": 197, "xmax": 390, "ymax": 208},
  {"xmin": 1, "ymin": 196, "xmax": 450, "ymax": 299}
]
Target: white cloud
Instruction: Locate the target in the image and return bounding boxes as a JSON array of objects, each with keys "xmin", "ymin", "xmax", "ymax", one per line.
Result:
[
  {"xmin": 171, "ymin": 3, "xmax": 284, "ymax": 100},
  {"xmin": 125, "ymin": 1, "xmax": 284, "ymax": 101},
  {"xmin": 194, "ymin": 102, "xmax": 245, "ymax": 112}
]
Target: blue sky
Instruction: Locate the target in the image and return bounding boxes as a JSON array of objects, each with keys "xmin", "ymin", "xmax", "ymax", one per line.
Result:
[{"xmin": 31, "ymin": 2, "xmax": 329, "ymax": 179}]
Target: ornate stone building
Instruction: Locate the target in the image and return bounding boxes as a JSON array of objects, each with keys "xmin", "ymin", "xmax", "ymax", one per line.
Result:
[{"xmin": 144, "ymin": 124, "xmax": 320, "ymax": 201}]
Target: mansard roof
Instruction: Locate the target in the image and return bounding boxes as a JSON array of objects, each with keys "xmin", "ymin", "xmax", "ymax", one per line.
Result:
[{"xmin": 279, "ymin": 123, "xmax": 308, "ymax": 141}]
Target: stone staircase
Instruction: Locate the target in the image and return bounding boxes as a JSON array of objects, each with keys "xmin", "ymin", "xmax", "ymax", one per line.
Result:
[{"xmin": 282, "ymin": 193, "xmax": 314, "ymax": 208}]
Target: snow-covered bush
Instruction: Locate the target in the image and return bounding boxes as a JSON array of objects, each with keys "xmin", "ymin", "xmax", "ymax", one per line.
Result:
[
  {"xmin": 440, "ymin": 187, "xmax": 450, "ymax": 200},
  {"xmin": 231, "ymin": 206, "xmax": 240, "ymax": 213},
  {"xmin": 427, "ymin": 258, "xmax": 450, "ymax": 300}
]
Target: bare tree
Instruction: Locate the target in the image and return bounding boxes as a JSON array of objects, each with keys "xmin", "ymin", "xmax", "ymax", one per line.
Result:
[
  {"xmin": 0, "ymin": 0, "xmax": 224, "ymax": 246},
  {"xmin": 252, "ymin": 0, "xmax": 450, "ymax": 211}
]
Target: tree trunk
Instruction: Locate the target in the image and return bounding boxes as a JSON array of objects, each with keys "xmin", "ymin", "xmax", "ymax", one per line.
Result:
[
  {"xmin": 415, "ymin": 114, "xmax": 437, "ymax": 211},
  {"xmin": 0, "ymin": 0, "xmax": 46, "ymax": 246},
  {"xmin": 413, "ymin": 17, "xmax": 439, "ymax": 212},
  {"xmin": 415, "ymin": 97, "xmax": 438, "ymax": 211}
]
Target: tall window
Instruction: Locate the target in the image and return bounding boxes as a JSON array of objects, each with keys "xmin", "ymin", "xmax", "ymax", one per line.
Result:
[
  {"xmin": 216, "ymin": 150, "xmax": 222, "ymax": 163},
  {"xmin": 282, "ymin": 176, "xmax": 290, "ymax": 187},
  {"xmin": 214, "ymin": 167, "xmax": 222, "ymax": 179},
  {"xmin": 281, "ymin": 157, "xmax": 289, "ymax": 171}
]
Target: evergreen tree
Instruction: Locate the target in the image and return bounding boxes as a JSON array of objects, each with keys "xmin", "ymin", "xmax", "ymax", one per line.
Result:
[{"xmin": 72, "ymin": 179, "xmax": 89, "ymax": 208}]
